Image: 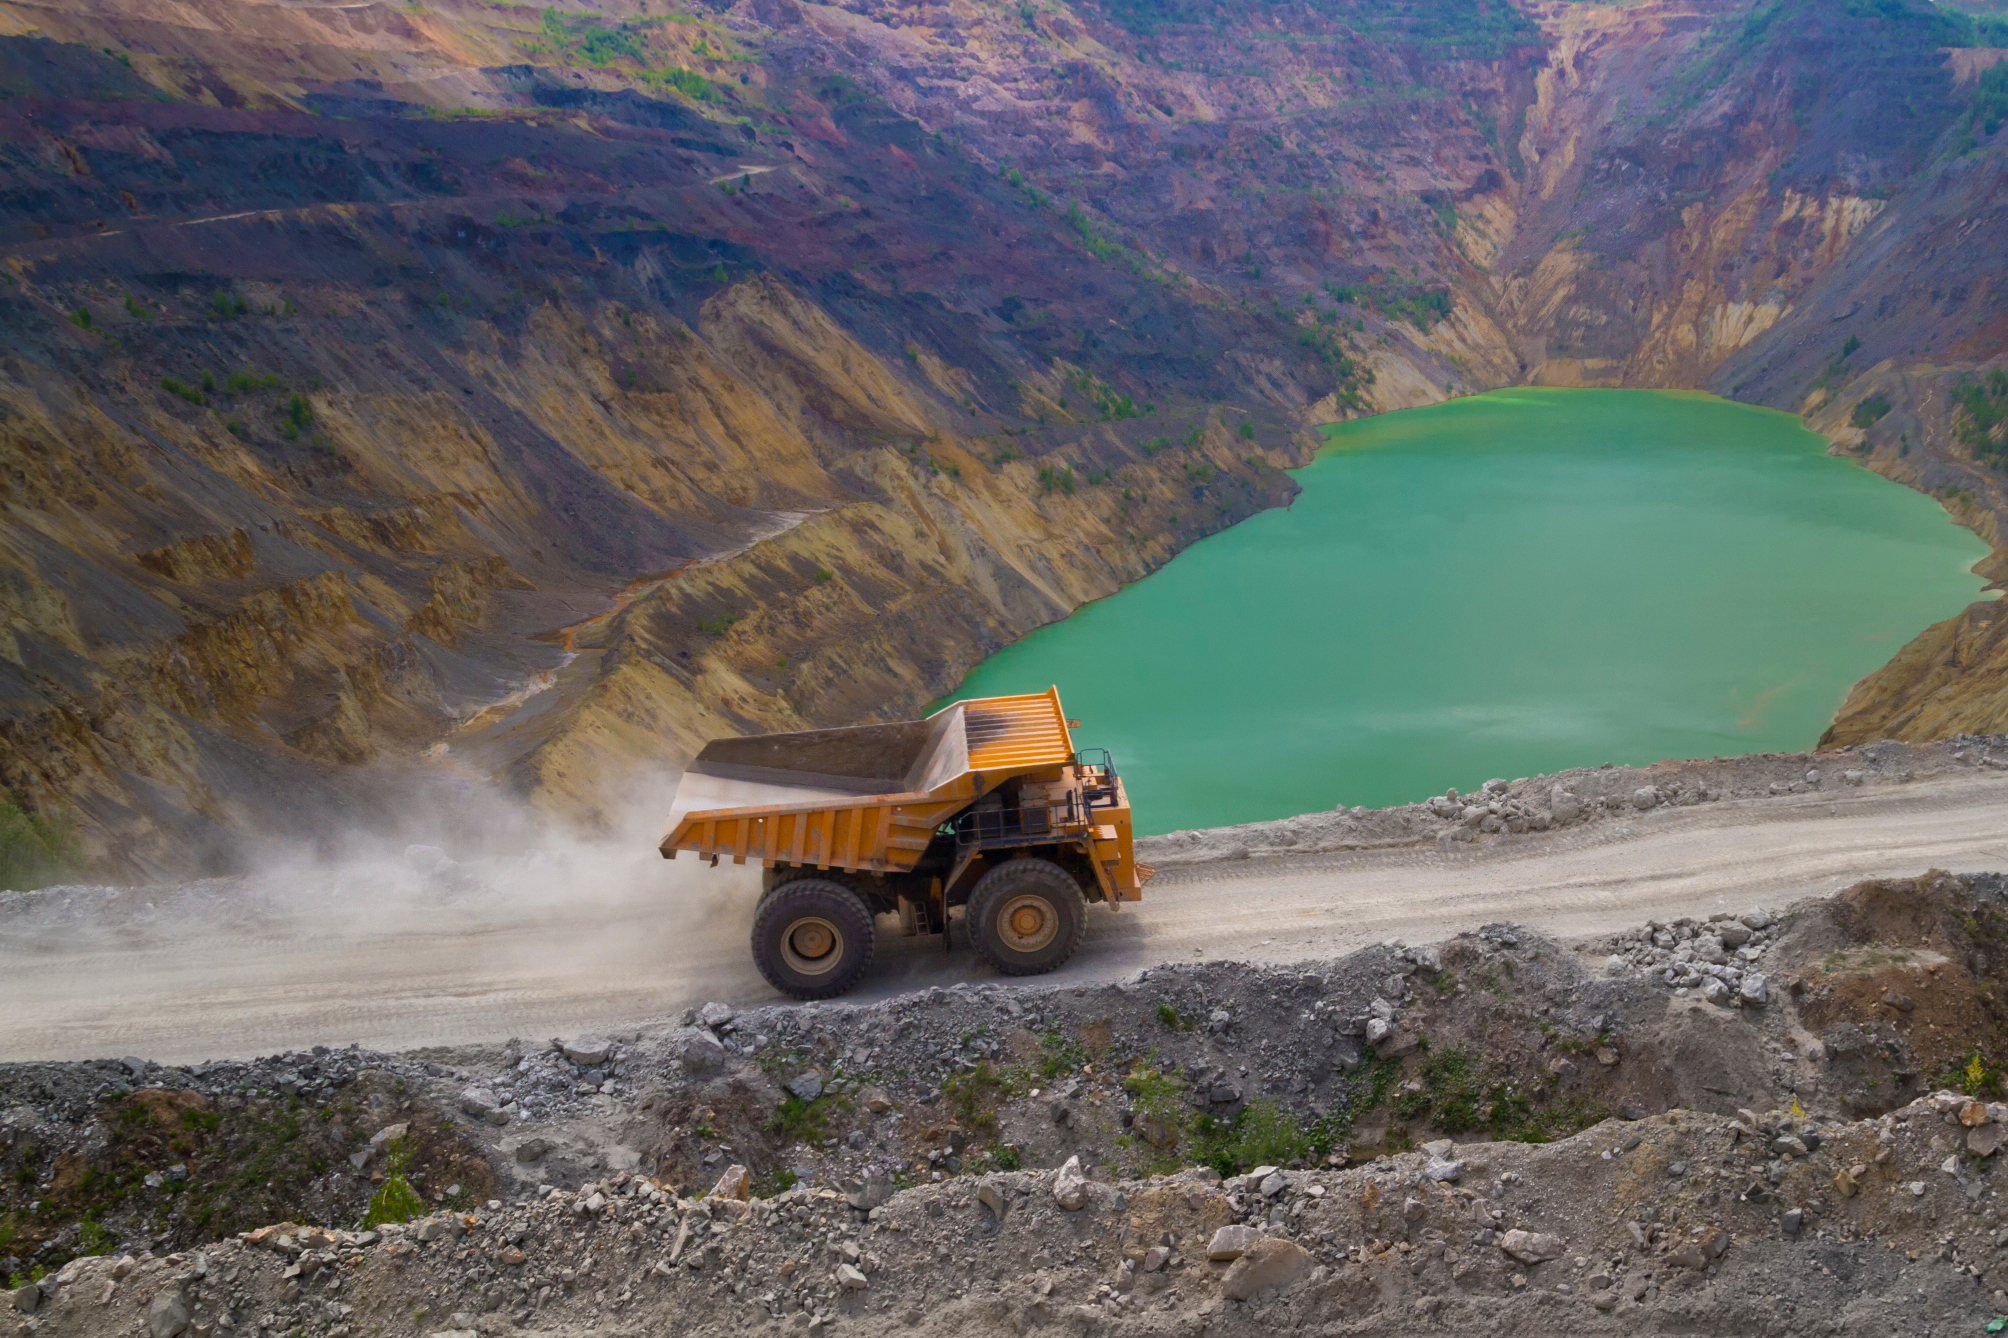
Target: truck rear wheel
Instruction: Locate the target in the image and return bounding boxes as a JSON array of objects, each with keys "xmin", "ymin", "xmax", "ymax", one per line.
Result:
[
  {"xmin": 967, "ymin": 858, "xmax": 1086, "ymax": 977},
  {"xmin": 751, "ymin": 880, "xmax": 876, "ymax": 1000}
]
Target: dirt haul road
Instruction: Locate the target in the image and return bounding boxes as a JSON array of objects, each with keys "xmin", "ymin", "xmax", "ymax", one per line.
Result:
[{"xmin": 5, "ymin": 772, "xmax": 2008, "ymax": 1063}]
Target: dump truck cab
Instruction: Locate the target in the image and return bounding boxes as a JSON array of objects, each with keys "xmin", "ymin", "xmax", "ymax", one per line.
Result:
[{"xmin": 659, "ymin": 688, "xmax": 1152, "ymax": 998}]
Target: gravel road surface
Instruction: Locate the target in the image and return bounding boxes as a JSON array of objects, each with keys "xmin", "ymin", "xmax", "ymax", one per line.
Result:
[{"xmin": 5, "ymin": 770, "xmax": 2007, "ymax": 1062}]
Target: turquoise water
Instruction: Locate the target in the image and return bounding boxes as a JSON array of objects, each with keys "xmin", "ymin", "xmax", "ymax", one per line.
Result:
[{"xmin": 944, "ymin": 389, "xmax": 1991, "ymax": 834}]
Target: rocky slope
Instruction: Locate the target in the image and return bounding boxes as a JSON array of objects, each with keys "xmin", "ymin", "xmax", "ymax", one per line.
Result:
[
  {"xmin": 0, "ymin": 0, "xmax": 2005, "ymax": 875},
  {"xmin": 12, "ymin": 869, "xmax": 2008, "ymax": 1332},
  {"xmin": 1137, "ymin": 731, "xmax": 2005, "ymax": 864}
]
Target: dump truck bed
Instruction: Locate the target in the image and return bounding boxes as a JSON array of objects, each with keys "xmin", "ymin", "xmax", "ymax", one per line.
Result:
[{"xmin": 659, "ymin": 689, "xmax": 1078, "ymax": 875}]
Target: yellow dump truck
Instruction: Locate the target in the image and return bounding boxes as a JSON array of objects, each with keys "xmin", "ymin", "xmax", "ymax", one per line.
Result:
[{"xmin": 659, "ymin": 688, "xmax": 1153, "ymax": 999}]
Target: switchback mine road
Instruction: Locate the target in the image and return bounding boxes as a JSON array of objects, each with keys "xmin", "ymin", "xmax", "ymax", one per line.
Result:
[{"xmin": 5, "ymin": 774, "xmax": 2008, "ymax": 1063}]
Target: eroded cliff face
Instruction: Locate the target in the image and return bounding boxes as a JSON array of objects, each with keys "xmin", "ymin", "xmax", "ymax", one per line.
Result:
[
  {"xmin": 0, "ymin": 0, "xmax": 2003, "ymax": 872},
  {"xmin": 0, "ymin": 17, "xmax": 1329, "ymax": 872}
]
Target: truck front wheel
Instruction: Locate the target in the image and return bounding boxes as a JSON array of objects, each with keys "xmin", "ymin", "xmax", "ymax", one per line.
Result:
[
  {"xmin": 751, "ymin": 880, "xmax": 876, "ymax": 999},
  {"xmin": 967, "ymin": 858, "xmax": 1086, "ymax": 977}
]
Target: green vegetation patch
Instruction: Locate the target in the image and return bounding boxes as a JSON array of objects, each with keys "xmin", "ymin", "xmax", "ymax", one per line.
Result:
[
  {"xmin": 527, "ymin": 8, "xmax": 723, "ymax": 100},
  {"xmin": 4, "ymin": 1082, "xmax": 493, "ymax": 1281},
  {"xmin": 0, "ymin": 796, "xmax": 76, "ymax": 891},
  {"xmin": 1325, "ymin": 276, "xmax": 1453, "ymax": 332},
  {"xmin": 1954, "ymin": 369, "xmax": 2008, "ymax": 463},
  {"xmin": 943, "ymin": 1062, "xmax": 1013, "ymax": 1143},
  {"xmin": 1036, "ymin": 1029, "xmax": 1089, "ymax": 1078},
  {"xmin": 361, "ymin": 1136, "xmax": 426, "ymax": 1229},
  {"xmin": 1849, "ymin": 392, "xmax": 1892, "ymax": 430},
  {"xmin": 224, "ymin": 370, "xmax": 286, "ymax": 396},
  {"xmin": 1399, "ymin": 1046, "xmax": 1609, "ymax": 1143},
  {"xmin": 278, "ymin": 393, "xmax": 314, "ymax": 440},
  {"xmin": 1063, "ymin": 366, "xmax": 1146, "ymax": 422},
  {"xmin": 1962, "ymin": 64, "xmax": 2008, "ymax": 153},
  {"xmin": 641, "ymin": 65, "xmax": 719, "ymax": 102},
  {"xmin": 1811, "ymin": 335, "xmax": 1862, "ymax": 393},
  {"xmin": 768, "ymin": 1095, "xmax": 831, "ymax": 1144},
  {"xmin": 540, "ymin": 8, "xmax": 648, "ymax": 64},
  {"xmin": 160, "ymin": 375, "xmax": 207, "ymax": 407},
  {"xmin": 1189, "ymin": 1098, "xmax": 1311, "ymax": 1177},
  {"xmin": 1062, "ymin": 201, "xmax": 1162, "ymax": 282}
]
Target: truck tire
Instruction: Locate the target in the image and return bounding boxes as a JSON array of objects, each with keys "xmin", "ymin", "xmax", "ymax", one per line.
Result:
[
  {"xmin": 967, "ymin": 858, "xmax": 1086, "ymax": 977},
  {"xmin": 751, "ymin": 880, "xmax": 876, "ymax": 1000}
]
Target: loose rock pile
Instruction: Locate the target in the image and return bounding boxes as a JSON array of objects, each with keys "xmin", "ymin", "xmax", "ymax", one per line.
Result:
[
  {"xmin": 1599, "ymin": 911, "xmax": 1780, "ymax": 1007},
  {"xmin": 15, "ymin": 870, "xmax": 2008, "ymax": 1335},
  {"xmin": 18, "ymin": 1084, "xmax": 2008, "ymax": 1338},
  {"xmin": 1141, "ymin": 734, "xmax": 2008, "ymax": 864}
]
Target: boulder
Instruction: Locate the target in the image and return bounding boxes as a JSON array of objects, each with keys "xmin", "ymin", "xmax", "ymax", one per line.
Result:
[
  {"xmin": 1740, "ymin": 973, "xmax": 1769, "ymax": 1007},
  {"xmin": 707, "ymin": 1164, "xmax": 751, "ymax": 1201},
  {"xmin": 1665, "ymin": 1242, "xmax": 1709, "ymax": 1269},
  {"xmin": 1220, "ymin": 1238, "xmax": 1313, "ymax": 1301},
  {"xmin": 844, "ymin": 1168, "xmax": 893, "ymax": 1211},
  {"xmin": 1499, "ymin": 1230, "xmax": 1565, "ymax": 1264},
  {"xmin": 1206, "ymin": 1224, "xmax": 1261, "ymax": 1261},
  {"xmin": 458, "ymin": 1088, "xmax": 508, "ymax": 1126},
  {"xmin": 10, "ymin": 1283, "xmax": 41, "ymax": 1315},
  {"xmin": 834, "ymin": 1263, "xmax": 868, "ymax": 1290},
  {"xmin": 1053, "ymin": 1155, "xmax": 1090, "ymax": 1210},
  {"xmin": 699, "ymin": 1002, "xmax": 737, "ymax": 1029},
  {"xmin": 1550, "ymin": 787, "xmax": 1582, "ymax": 822},
  {"xmin": 1969, "ymin": 1123, "xmax": 2008, "ymax": 1158},
  {"xmin": 1718, "ymin": 922, "xmax": 1752, "ymax": 948},
  {"xmin": 1632, "ymin": 787, "xmax": 1658, "ymax": 810},
  {"xmin": 786, "ymin": 1071, "xmax": 825, "ymax": 1102},
  {"xmin": 561, "ymin": 1036, "xmax": 613, "ymax": 1066},
  {"xmin": 674, "ymin": 1030, "xmax": 727, "ymax": 1075},
  {"xmin": 513, "ymin": 1137, "xmax": 554, "ymax": 1164},
  {"xmin": 146, "ymin": 1290, "xmax": 190, "ymax": 1338}
]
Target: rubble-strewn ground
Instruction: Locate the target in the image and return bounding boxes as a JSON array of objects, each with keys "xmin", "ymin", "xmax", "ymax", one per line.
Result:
[
  {"xmin": 1138, "ymin": 734, "xmax": 2007, "ymax": 864},
  {"xmin": 15, "ymin": 870, "xmax": 2008, "ymax": 1334}
]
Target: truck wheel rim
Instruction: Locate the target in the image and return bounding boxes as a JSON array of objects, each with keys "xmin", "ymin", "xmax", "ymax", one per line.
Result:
[
  {"xmin": 997, "ymin": 894, "xmax": 1058, "ymax": 953},
  {"xmin": 781, "ymin": 916, "xmax": 844, "ymax": 976}
]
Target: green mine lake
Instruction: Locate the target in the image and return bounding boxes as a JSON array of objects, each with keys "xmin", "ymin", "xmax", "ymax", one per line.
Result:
[{"xmin": 944, "ymin": 388, "xmax": 1992, "ymax": 835}]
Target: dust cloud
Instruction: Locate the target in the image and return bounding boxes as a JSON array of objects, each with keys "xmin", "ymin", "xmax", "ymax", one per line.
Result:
[{"xmin": 0, "ymin": 770, "xmax": 768, "ymax": 1063}]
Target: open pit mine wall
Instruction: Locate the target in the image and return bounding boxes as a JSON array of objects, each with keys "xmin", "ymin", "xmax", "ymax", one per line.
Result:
[
  {"xmin": 2, "ymin": 0, "xmax": 2006, "ymax": 875},
  {"xmin": 0, "ymin": 251, "xmax": 1315, "ymax": 876}
]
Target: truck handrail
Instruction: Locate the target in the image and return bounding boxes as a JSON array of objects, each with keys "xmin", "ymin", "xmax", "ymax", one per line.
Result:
[{"xmin": 947, "ymin": 793, "xmax": 1089, "ymax": 853}]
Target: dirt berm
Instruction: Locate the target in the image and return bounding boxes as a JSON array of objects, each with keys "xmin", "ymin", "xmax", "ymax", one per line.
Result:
[{"xmin": 13, "ymin": 871, "xmax": 2008, "ymax": 1335}]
